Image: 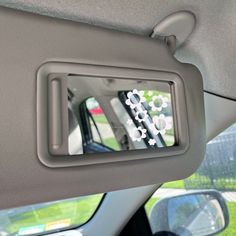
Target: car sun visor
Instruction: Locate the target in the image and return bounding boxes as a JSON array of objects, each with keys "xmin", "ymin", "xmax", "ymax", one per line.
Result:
[{"xmin": 0, "ymin": 6, "xmax": 205, "ymax": 209}]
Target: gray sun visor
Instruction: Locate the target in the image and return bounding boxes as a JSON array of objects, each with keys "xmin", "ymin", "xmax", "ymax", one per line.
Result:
[{"xmin": 0, "ymin": 6, "xmax": 205, "ymax": 209}]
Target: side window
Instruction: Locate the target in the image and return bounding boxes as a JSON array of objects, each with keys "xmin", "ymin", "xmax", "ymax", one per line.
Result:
[
  {"xmin": 145, "ymin": 123, "xmax": 236, "ymax": 236},
  {"xmin": 0, "ymin": 194, "xmax": 103, "ymax": 236},
  {"xmin": 85, "ymin": 97, "xmax": 120, "ymax": 151}
]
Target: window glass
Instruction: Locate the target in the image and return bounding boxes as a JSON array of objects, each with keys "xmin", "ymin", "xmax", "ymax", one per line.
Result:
[
  {"xmin": 68, "ymin": 77, "xmax": 177, "ymax": 157},
  {"xmin": 141, "ymin": 90, "xmax": 174, "ymax": 146},
  {"xmin": 69, "ymin": 84, "xmax": 175, "ymax": 157},
  {"xmin": 145, "ymin": 123, "xmax": 236, "ymax": 236},
  {"xmin": 0, "ymin": 194, "xmax": 103, "ymax": 236},
  {"xmin": 115, "ymin": 89, "xmax": 174, "ymax": 148},
  {"xmin": 89, "ymin": 116, "xmax": 102, "ymax": 143},
  {"xmin": 86, "ymin": 97, "xmax": 120, "ymax": 150},
  {"xmin": 68, "ymin": 106, "xmax": 83, "ymax": 155}
]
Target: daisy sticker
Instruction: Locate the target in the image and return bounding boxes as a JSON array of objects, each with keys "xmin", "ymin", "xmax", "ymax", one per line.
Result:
[
  {"xmin": 135, "ymin": 110, "xmax": 148, "ymax": 123},
  {"xmin": 129, "ymin": 126, "xmax": 147, "ymax": 142},
  {"xmin": 125, "ymin": 89, "xmax": 146, "ymax": 109},
  {"xmin": 149, "ymin": 95, "xmax": 168, "ymax": 112},
  {"xmin": 127, "ymin": 118, "xmax": 133, "ymax": 125},
  {"xmin": 148, "ymin": 139, "xmax": 156, "ymax": 146},
  {"xmin": 152, "ymin": 114, "xmax": 172, "ymax": 135}
]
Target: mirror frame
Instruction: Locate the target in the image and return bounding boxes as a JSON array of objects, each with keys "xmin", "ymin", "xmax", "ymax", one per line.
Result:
[{"xmin": 37, "ymin": 62, "xmax": 203, "ymax": 168}]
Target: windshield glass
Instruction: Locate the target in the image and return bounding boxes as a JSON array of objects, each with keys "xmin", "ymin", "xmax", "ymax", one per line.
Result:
[{"xmin": 0, "ymin": 193, "xmax": 103, "ymax": 236}]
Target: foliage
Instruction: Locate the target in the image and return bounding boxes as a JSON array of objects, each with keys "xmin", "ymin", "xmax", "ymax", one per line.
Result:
[
  {"xmin": 220, "ymin": 202, "xmax": 236, "ymax": 236},
  {"xmin": 162, "ymin": 173, "xmax": 236, "ymax": 191},
  {"xmin": 103, "ymin": 137, "xmax": 120, "ymax": 150},
  {"xmin": 145, "ymin": 197, "xmax": 159, "ymax": 216},
  {"xmin": 162, "ymin": 180, "xmax": 185, "ymax": 189},
  {"xmin": 93, "ymin": 114, "xmax": 108, "ymax": 124}
]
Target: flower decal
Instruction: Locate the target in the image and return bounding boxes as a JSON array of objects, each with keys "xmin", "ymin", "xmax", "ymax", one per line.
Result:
[
  {"xmin": 149, "ymin": 123, "xmax": 160, "ymax": 136},
  {"xmin": 152, "ymin": 114, "xmax": 172, "ymax": 135},
  {"xmin": 125, "ymin": 89, "xmax": 146, "ymax": 109},
  {"xmin": 148, "ymin": 139, "xmax": 156, "ymax": 146},
  {"xmin": 129, "ymin": 126, "xmax": 147, "ymax": 142},
  {"xmin": 135, "ymin": 110, "xmax": 148, "ymax": 123},
  {"xmin": 149, "ymin": 95, "xmax": 168, "ymax": 112},
  {"xmin": 127, "ymin": 118, "xmax": 133, "ymax": 125}
]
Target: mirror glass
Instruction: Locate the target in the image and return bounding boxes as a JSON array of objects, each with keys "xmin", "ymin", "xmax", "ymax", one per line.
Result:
[
  {"xmin": 68, "ymin": 76, "xmax": 175, "ymax": 155},
  {"xmin": 167, "ymin": 193, "xmax": 226, "ymax": 236}
]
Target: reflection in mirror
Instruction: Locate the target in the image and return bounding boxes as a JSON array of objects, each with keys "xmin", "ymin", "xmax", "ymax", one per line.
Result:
[
  {"xmin": 150, "ymin": 192, "xmax": 227, "ymax": 236},
  {"xmin": 68, "ymin": 76, "xmax": 175, "ymax": 155},
  {"xmin": 168, "ymin": 194, "xmax": 225, "ymax": 236}
]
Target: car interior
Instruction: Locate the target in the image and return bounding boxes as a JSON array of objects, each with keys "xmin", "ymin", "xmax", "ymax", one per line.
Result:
[{"xmin": 0, "ymin": 1, "xmax": 236, "ymax": 236}]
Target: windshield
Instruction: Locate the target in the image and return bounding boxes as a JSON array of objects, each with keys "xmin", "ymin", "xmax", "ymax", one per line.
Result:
[{"xmin": 0, "ymin": 194, "xmax": 103, "ymax": 236}]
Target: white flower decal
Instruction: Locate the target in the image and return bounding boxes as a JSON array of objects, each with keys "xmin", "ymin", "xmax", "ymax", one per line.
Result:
[
  {"xmin": 125, "ymin": 89, "xmax": 146, "ymax": 109},
  {"xmin": 152, "ymin": 114, "xmax": 172, "ymax": 135},
  {"xmin": 127, "ymin": 118, "xmax": 133, "ymax": 125},
  {"xmin": 129, "ymin": 126, "xmax": 147, "ymax": 142},
  {"xmin": 149, "ymin": 123, "xmax": 160, "ymax": 135},
  {"xmin": 135, "ymin": 110, "xmax": 148, "ymax": 123},
  {"xmin": 148, "ymin": 139, "xmax": 156, "ymax": 146},
  {"xmin": 149, "ymin": 95, "xmax": 168, "ymax": 112}
]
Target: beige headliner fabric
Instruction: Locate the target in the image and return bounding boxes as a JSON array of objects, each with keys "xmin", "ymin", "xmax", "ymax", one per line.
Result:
[{"xmin": 0, "ymin": 0, "xmax": 235, "ymax": 100}]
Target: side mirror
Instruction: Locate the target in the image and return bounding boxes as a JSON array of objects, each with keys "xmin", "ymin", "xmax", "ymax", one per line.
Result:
[{"xmin": 149, "ymin": 190, "xmax": 229, "ymax": 236}]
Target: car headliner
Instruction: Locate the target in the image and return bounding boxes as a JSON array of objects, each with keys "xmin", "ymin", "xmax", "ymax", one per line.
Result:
[{"xmin": 0, "ymin": 0, "xmax": 236, "ymax": 101}]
